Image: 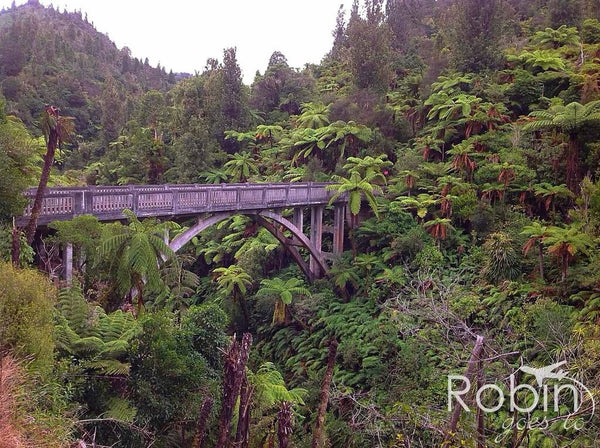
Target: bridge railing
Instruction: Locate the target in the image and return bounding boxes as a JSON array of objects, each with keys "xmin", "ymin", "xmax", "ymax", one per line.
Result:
[{"xmin": 18, "ymin": 182, "xmax": 341, "ymax": 225}]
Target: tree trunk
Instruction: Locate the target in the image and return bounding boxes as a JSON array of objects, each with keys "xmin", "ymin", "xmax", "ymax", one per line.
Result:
[
  {"xmin": 191, "ymin": 395, "xmax": 213, "ymax": 448},
  {"xmin": 11, "ymin": 221, "xmax": 20, "ymax": 268},
  {"xmin": 538, "ymin": 241, "xmax": 545, "ymax": 282},
  {"xmin": 25, "ymin": 130, "xmax": 58, "ymax": 245},
  {"xmin": 446, "ymin": 335, "xmax": 484, "ymax": 441},
  {"xmin": 311, "ymin": 339, "xmax": 338, "ymax": 448},
  {"xmin": 235, "ymin": 290, "xmax": 251, "ymax": 331},
  {"xmin": 561, "ymin": 254, "xmax": 569, "ymax": 282},
  {"xmin": 566, "ymin": 134, "xmax": 580, "ymax": 193},
  {"xmin": 234, "ymin": 372, "xmax": 253, "ymax": 448},
  {"xmin": 278, "ymin": 401, "xmax": 293, "ymax": 448},
  {"xmin": 216, "ymin": 333, "xmax": 253, "ymax": 447},
  {"xmin": 476, "ymin": 354, "xmax": 485, "ymax": 448}
]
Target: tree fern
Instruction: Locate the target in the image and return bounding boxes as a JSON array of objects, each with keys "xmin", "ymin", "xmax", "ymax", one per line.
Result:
[
  {"xmin": 56, "ymin": 283, "xmax": 137, "ymax": 376},
  {"xmin": 102, "ymin": 397, "xmax": 137, "ymax": 422}
]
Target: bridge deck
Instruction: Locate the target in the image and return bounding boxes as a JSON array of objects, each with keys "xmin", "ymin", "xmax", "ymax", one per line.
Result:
[{"xmin": 17, "ymin": 182, "xmax": 339, "ymax": 226}]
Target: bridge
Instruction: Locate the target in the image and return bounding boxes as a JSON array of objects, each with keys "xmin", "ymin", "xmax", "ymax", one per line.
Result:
[{"xmin": 18, "ymin": 182, "xmax": 348, "ymax": 283}]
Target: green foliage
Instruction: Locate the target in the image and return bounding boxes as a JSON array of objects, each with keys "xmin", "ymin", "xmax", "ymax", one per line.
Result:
[
  {"xmin": 531, "ymin": 25, "xmax": 580, "ymax": 48},
  {"xmin": 0, "ymin": 110, "xmax": 38, "ymax": 221},
  {"xmin": 223, "ymin": 151, "xmax": 259, "ymax": 182},
  {"xmin": 0, "ymin": 262, "xmax": 55, "ymax": 377},
  {"xmin": 581, "ymin": 19, "xmax": 600, "ymax": 44},
  {"xmin": 447, "ymin": 0, "xmax": 504, "ymax": 72},
  {"xmin": 55, "ymin": 282, "xmax": 136, "ymax": 376},
  {"xmin": 346, "ymin": 4, "xmax": 394, "ymax": 91},
  {"xmin": 0, "ymin": 225, "xmax": 33, "ymax": 265},
  {"xmin": 180, "ymin": 302, "xmax": 229, "ymax": 373},
  {"xmin": 129, "ymin": 311, "xmax": 208, "ymax": 431},
  {"xmin": 0, "ymin": 2, "xmax": 176, "ymax": 137},
  {"xmin": 6, "ymin": 1, "xmax": 600, "ymax": 445},
  {"xmin": 100, "ymin": 210, "xmax": 178, "ymax": 305}
]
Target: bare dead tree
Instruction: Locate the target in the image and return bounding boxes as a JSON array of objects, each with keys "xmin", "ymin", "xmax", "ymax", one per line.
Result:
[
  {"xmin": 216, "ymin": 333, "xmax": 252, "ymax": 447},
  {"xmin": 311, "ymin": 339, "xmax": 338, "ymax": 448},
  {"xmin": 37, "ymin": 238, "xmax": 62, "ymax": 280},
  {"xmin": 446, "ymin": 334, "xmax": 484, "ymax": 440}
]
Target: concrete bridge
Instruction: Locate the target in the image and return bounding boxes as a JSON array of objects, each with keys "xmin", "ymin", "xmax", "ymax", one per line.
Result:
[{"xmin": 18, "ymin": 182, "xmax": 347, "ymax": 283}]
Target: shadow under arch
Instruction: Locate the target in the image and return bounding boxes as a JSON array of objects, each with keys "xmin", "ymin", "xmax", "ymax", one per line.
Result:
[{"xmin": 169, "ymin": 210, "xmax": 328, "ymax": 283}]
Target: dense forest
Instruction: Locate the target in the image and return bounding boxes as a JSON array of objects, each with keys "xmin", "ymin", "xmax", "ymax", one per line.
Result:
[{"xmin": 2, "ymin": 0, "xmax": 600, "ymax": 446}]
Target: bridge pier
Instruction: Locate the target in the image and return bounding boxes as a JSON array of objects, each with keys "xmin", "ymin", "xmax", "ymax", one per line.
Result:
[
  {"xmin": 310, "ymin": 206, "xmax": 324, "ymax": 276},
  {"xmin": 292, "ymin": 207, "xmax": 304, "ymax": 231}
]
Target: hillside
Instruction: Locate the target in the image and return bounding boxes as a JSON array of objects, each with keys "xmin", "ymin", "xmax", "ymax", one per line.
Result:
[{"xmin": 0, "ymin": 0, "xmax": 178, "ymax": 141}]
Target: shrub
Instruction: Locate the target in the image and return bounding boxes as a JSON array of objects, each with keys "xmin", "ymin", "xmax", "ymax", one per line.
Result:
[
  {"xmin": 129, "ymin": 311, "xmax": 208, "ymax": 432},
  {"xmin": 0, "ymin": 263, "xmax": 56, "ymax": 377},
  {"xmin": 581, "ymin": 19, "xmax": 600, "ymax": 44}
]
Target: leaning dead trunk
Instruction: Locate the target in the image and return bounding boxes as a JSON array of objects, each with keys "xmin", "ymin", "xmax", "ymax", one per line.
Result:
[
  {"xmin": 25, "ymin": 106, "xmax": 74, "ymax": 246},
  {"xmin": 446, "ymin": 335, "xmax": 485, "ymax": 441},
  {"xmin": 311, "ymin": 339, "xmax": 338, "ymax": 448},
  {"xmin": 191, "ymin": 395, "xmax": 213, "ymax": 448},
  {"xmin": 25, "ymin": 132, "xmax": 57, "ymax": 245},
  {"xmin": 216, "ymin": 333, "xmax": 252, "ymax": 447}
]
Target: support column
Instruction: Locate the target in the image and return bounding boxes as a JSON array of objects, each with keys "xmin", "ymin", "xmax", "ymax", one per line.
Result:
[
  {"xmin": 63, "ymin": 243, "xmax": 73, "ymax": 285},
  {"xmin": 292, "ymin": 207, "xmax": 304, "ymax": 231},
  {"xmin": 310, "ymin": 206, "xmax": 324, "ymax": 276},
  {"xmin": 333, "ymin": 204, "xmax": 345, "ymax": 255}
]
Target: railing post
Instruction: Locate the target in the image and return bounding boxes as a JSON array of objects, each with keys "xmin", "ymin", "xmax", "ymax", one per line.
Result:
[
  {"xmin": 84, "ymin": 190, "xmax": 93, "ymax": 214},
  {"xmin": 130, "ymin": 186, "xmax": 139, "ymax": 215},
  {"xmin": 73, "ymin": 191, "xmax": 83, "ymax": 216},
  {"xmin": 172, "ymin": 188, "xmax": 179, "ymax": 215}
]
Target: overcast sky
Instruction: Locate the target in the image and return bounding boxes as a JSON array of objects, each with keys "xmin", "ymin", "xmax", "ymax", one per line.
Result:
[{"xmin": 2, "ymin": 0, "xmax": 351, "ymax": 84}]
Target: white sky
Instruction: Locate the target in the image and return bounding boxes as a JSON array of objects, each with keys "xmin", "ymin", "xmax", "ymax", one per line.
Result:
[{"xmin": 2, "ymin": 0, "xmax": 351, "ymax": 84}]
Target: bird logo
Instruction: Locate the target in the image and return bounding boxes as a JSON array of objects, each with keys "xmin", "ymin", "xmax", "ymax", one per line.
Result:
[{"xmin": 519, "ymin": 361, "xmax": 567, "ymax": 387}]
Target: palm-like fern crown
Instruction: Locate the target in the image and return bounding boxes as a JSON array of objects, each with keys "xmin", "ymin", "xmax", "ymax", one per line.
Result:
[
  {"xmin": 258, "ymin": 277, "xmax": 311, "ymax": 305},
  {"xmin": 524, "ymin": 101, "xmax": 600, "ymax": 134},
  {"xmin": 213, "ymin": 265, "xmax": 253, "ymax": 296},
  {"xmin": 100, "ymin": 209, "xmax": 177, "ymax": 295},
  {"xmin": 327, "ymin": 171, "xmax": 382, "ymax": 217}
]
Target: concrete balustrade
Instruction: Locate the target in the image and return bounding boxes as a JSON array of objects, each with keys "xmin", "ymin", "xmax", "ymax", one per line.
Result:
[
  {"xmin": 17, "ymin": 182, "xmax": 341, "ymax": 226},
  {"xmin": 18, "ymin": 182, "xmax": 348, "ymax": 283}
]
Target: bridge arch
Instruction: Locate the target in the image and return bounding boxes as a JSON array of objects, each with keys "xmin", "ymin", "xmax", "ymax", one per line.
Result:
[{"xmin": 168, "ymin": 210, "xmax": 330, "ymax": 283}]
